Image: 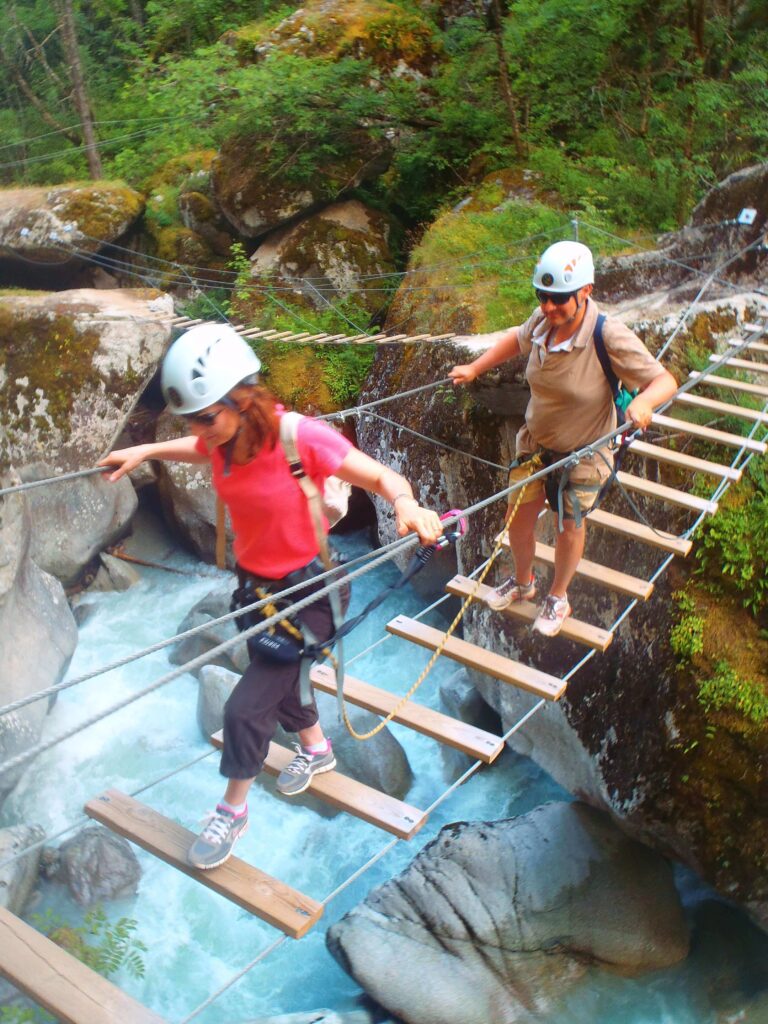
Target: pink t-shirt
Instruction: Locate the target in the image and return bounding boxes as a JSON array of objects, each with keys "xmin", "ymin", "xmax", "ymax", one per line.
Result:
[{"xmin": 196, "ymin": 412, "xmax": 352, "ymax": 578}]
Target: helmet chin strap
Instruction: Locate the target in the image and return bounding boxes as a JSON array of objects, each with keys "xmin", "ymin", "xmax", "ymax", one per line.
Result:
[{"xmin": 218, "ymin": 395, "xmax": 241, "ymax": 478}]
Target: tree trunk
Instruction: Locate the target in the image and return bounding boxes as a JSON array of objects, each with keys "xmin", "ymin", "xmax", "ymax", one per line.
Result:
[
  {"xmin": 57, "ymin": 0, "xmax": 102, "ymax": 178},
  {"xmin": 486, "ymin": 0, "xmax": 526, "ymax": 159}
]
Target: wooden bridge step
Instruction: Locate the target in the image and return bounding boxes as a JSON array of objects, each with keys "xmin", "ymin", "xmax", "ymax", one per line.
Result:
[
  {"xmin": 446, "ymin": 575, "xmax": 613, "ymax": 651},
  {"xmin": 689, "ymin": 370, "xmax": 768, "ymax": 399},
  {"xmin": 386, "ymin": 615, "xmax": 567, "ymax": 701},
  {"xmin": 310, "ymin": 663, "xmax": 505, "ymax": 764},
  {"xmin": 497, "ymin": 538, "xmax": 654, "ymax": 599},
  {"xmin": 710, "ymin": 354, "xmax": 768, "ymax": 375},
  {"xmin": 673, "ymin": 391, "xmax": 768, "ymax": 425},
  {"xmin": 578, "ymin": 508, "xmax": 692, "ymax": 556},
  {"xmin": 615, "ymin": 471, "xmax": 718, "ymax": 514},
  {"xmin": 85, "ymin": 790, "xmax": 322, "ymax": 939},
  {"xmin": 650, "ymin": 413, "xmax": 767, "ymax": 453},
  {"xmin": 728, "ymin": 338, "xmax": 768, "ymax": 354},
  {"xmin": 0, "ymin": 906, "xmax": 167, "ymax": 1024},
  {"xmin": 210, "ymin": 734, "xmax": 427, "ymax": 839},
  {"xmin": 627, "ymin": 438, "xmax": 742, "ymax": 481}
]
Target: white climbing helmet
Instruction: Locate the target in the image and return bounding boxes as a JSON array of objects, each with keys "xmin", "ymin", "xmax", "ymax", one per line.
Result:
[
  {"xmin": 532, "ymin": 241, "xmax": 594, "ymax": 292},
  {"xmin": 161, "ymin": 324, "xmax": 261, "ymax": 415}
]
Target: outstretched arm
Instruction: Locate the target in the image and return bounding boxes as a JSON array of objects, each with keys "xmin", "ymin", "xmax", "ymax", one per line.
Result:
[
  {"xmin": 448, "ymin": 326, "xmax": 522, "ymax": 385},
  {"xmin": 335, "ymin": 448, "xmax": 443, "ymax": 545},
  {"xmin": 98, "ymin": 437, "xmax": 209, "ymax": 482}
]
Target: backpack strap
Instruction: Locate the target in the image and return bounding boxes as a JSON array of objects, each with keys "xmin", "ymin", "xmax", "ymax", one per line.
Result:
[
  {"xmin": 592, "ymin": 313, "xmax": 619, "ymax": 401},
  {"xmin": 278, "ymin": 410, "xmax": 346, "ymax": 713}
]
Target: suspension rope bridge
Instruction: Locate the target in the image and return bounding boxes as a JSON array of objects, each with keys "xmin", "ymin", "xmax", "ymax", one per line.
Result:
[{"xmin": 0, "ymin": 238, "xmax": 766, "ymax": 1022}]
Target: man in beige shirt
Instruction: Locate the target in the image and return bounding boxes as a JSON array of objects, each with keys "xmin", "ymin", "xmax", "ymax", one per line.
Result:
[{"xmin": 449, "ymin": 240, "xmax": 677, "ymax": 637}]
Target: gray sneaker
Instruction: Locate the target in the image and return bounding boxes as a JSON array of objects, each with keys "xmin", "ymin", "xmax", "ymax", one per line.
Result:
[
  {"xmin": 486, "ymin": 575, "xmax": 536, "ymax": 611},
  {"xmin": 188, "ymin": 804, "xmax": 249, "ymax": 870},
  {"xmin": 277, "ymin": 743, "xmax": 336, "ymax": 796}
]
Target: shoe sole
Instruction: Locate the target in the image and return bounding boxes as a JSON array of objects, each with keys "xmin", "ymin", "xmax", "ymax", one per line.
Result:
[
  {"xmin": 188, "ymin": 820, "xmax": 249, "ymax": 871},
  {"xmin": 532, "ymin": 606, "xmax": 572, "ymax": 637},
  {"xmin": 277, "ymin": 757, "xmax": 337, "ymax": 797}
]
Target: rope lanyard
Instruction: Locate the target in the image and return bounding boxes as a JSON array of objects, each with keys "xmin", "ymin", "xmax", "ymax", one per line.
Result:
[{"xmin": 339, "ymin": 458, "xmax": 542, "ymax": 741}]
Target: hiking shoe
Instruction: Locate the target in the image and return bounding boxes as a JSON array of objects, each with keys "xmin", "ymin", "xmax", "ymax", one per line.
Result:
[
  {"xmin": 188, "ymin": 805, "xmax": 248, "ymax": 870},
  {"xmin": 486, "ymin": 575, "xmax": 536, "ymax": 611},
  {"xmin": 533, "ymin": 594, "xmax": 572, "ymax": 637},
  {"xmin": 276, "ymin": 743, "xmax": 336, "ymax": 796}
]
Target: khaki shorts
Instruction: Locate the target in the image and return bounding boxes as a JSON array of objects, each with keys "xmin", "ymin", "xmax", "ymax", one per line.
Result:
[{"xmin": 508, "ymin": 448, "xmax": 613, "ymax": 520}]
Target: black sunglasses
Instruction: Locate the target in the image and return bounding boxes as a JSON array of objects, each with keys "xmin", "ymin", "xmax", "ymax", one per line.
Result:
[
  {"xmin": 184, "ymin": 409, "xmax": 222, "ymax": 426},
  {"xmin": 535, "ymin": 288, "xmax": 576, "ymax": 306}
]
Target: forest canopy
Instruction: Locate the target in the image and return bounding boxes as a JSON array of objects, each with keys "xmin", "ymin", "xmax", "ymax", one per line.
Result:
[{"xmin": 1, "ymin": 0, "xmax": 766, "ymax": 232}]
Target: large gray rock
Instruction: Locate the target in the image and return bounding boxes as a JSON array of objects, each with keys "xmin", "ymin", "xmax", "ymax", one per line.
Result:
[
  {"xmin": 250, "ymin": 200, "xmax": 397, "ymax": 316},
  {"xmin": 20, "ymin": 463, "xmax": 137, "ymax": 586},
  {"xmin": 0, "ymin": 824, "xmax": 46, "ymax": 914},
  {"xmin": 0, "ymin": 183, "xmax": 144, "ymax": 283},
  {"xmin": 170, "ymin": 583, "xmax": 248, "ymax": 677},
  {"xmin": 0, "ymin": 485, "xmax": 77, "ymax": 804},
  {"xmin": 57, "ymin": 826, "xmax": 141, "ymax": 906},
  {"xmin": 0, "ymin": 288, "xmax": 173, "ymax": 473},
  {"xmin": 327, "ymin": 803, "xmax": 689, "ymax": 1024}
]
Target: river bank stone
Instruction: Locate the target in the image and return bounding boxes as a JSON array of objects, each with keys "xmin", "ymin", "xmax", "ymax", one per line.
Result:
[
  {"xmin": 0, "ymin": 824, "xmax": 45, "ymax": 914},
  {"xmin": 56, "ymin": 826, "xmax": 141, "ymax": 906},
  {"xmin": 328, "ymin": 802, "xmax": 689, "ymax": 1024}
]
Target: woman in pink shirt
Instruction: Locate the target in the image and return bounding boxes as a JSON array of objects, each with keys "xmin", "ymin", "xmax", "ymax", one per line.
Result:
[{"xmin": 100, "ymin": 325, "xmax": 442, "ymax": 870}]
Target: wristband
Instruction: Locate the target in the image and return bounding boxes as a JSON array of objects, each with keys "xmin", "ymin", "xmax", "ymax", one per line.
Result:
[{"xmin": 393, "ymin": 492, "xmax": 414, "ymax": 509}]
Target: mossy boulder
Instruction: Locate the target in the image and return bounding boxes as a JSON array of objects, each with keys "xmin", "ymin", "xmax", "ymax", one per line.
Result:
[
  {"xmin": 0, "ymin": 183, "xmax": 144, "ymax": 287},
  {"xmin": 213, "ymin": 131, "xmax": 392, "ymax": 239},
  {"xmin": 249, "ymin": 199, "xmax": 397, "ymax": 316},
  {"xmin": 385, "ymin": 170, "xmax": 566, "ymax": 336},
  {"xmin": 0, "ymin": 288, "xmax": 173, "ymax": 473},
  {"xmin": 231, "ymin": 0, "xmax": 440, "ymax": 75}
]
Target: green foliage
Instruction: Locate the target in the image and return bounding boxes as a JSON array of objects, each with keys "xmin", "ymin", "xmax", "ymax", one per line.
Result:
[
  {"xmin": 696, "ymin": 491, "xmax": 768, "ymax": 615},
  {"xmin": 321, "ymin": 345, "xmax": 376, "ymax": 404},
  {"xmin": 698, "ymin": 660, "xmax": 768, "ymax": 725},
  {"xmin": 33, "ymin": 906, "xmax": 147, "ymax": 980},
  {"xmin": 670, "ymin": 589, "xmax": 705, "ymax": 664}
]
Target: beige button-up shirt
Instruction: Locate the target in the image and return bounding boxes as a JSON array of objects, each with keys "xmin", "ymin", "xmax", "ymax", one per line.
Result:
[{"xmin": 515, "ymin": 298, "xmax": 666, "ymax": 456}]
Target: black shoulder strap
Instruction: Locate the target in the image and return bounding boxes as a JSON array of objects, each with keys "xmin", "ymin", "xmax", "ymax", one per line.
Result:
[{"xmin": 592, "ymin": 314, "xmax": 619, "ymax": 400}]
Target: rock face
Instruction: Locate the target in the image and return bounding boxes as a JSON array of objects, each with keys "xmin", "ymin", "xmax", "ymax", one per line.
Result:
[
  {"xmin": 213, "ymin": 132, "xmax": 392, "ymax": 240},
  {"xmin": 0, "ymin": 288, "xmax": 173, "ymax": 473},
  {"xmin": 327, "ymin": 803, "xmax": 689, "ymax": 1024},
  {"xmin": 20, "ymin": 463, "xmax": 137, "ymax": 587},
  {"xmin": 355, "ymin": 289, "xmax": 768, "ymax": 928},
  {"xmin": 597, "ymin": 161, "xmax": 768, "ymax": 304},
  {"xmin": 0, "ymin": 824, "xmax": 46, "ymax": 914},
  {"xmin": 250, "ymin": 200, "xmax": 397, "ymax": 316},
  {"xmin": 0, "ymin": 183, "xmax": 144, "ymax": 288},
  {"xmin": 0, "ymin": 486, "xmax": 77, "ymax": 804},
  {"xmin": 56, "ymin": 826, "xmax": 141, "ymax": 905}
]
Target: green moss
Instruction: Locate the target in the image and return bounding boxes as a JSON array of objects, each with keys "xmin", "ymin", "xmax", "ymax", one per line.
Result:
[
  {"xmin": 0, "ymin": 307, "xmax": 101, "ymax": 436},
  {"xmin": 698, "ymin": 660, "xmax": 768, "ymax": 725},
  {"xmin": 54, "ymin": 183, "xmax": 144, "ymax": 239}
]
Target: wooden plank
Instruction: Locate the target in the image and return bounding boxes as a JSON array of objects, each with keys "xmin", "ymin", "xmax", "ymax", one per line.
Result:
[
  {"xmin": 210, "ymin": 734, "xmax": 427, "ymax": 839},
  {"xmin": 673, "ymin": 391, "xmax": 768, "ymax": 425},
  {"xmin": 728, "ymin": 338, "xmax": 768, "ymax": 354},
  {"xmin": 650, "ymin": 413, "xmax": 767, "ymax": 454},
  {"xmin": 627, "ymin": 438, "xmax": 742, "ymax": 481},
  {"xmin": 497, "ymin": 537, "xmax": 654, "ymax": 599},
  {"xmin": 85, "ymin": 791, "xmax": 322, "ymax": 939},
  {"xmin": 309, "ymin": 663, "xmax": 505, "ymax": 764},
  {"xmin": 689, "ymin": 370, "xmax": 768, "ymax": 399},
  {"xmin": 386, "ymin": 616, "xmax": 567, "ymax": 701},
  {"xmin": 615, "ymin": 471, "xmax": 718, "ymax": 514},
  {"xmin": 0, "ymin": 907, "xmax": 167, "ymax": 1024},
  {"xmin": 582, "ymin": 508, "xmax": 692, "ymax": 556},
  {"xmin": 446, "ymin": 576, "xmax": 613, "ymax": 651},
  {"xmin": 709, "ymin": 354, "xmax": 768, "ymax": 375}
]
